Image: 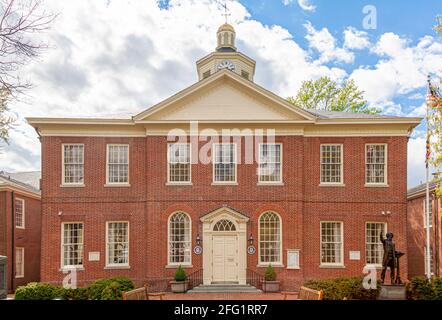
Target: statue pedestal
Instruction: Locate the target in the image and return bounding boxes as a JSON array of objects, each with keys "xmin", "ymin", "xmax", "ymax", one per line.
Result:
[{"xmin": 379, "ymin": 285, "xmax": 407, "ymax": 300}]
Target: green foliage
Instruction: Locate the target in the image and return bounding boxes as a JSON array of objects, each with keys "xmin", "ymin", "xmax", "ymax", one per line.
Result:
[
  {"xmin": 0, "ymin": 87, "xmax": 15, "ymax": 145},
  {"xmin": 264, "ymin": 265, "xmax": 277, "ymax": 281},
  {"xmin": 304, "ymin": 277, "xmax": 380, "ymax": 300},
  {"xmin": 407, "ymin": 276, "xmax": 442, "ymax": 300},
  {"xmin": 59, "ymin": 287, "xmax": 89, "ymax": 300},
  {"xmin": 87, "ymin": 276, "xmax": 134, "ymax": 300},
  {"xmin": 174, "ymin": 265, "xmax": 187, "ymax": 282},
  {"xmin": 14, "ymin": 283, "xmax": 63, "ymax": 300},
  {"xmin": 435, "ymin": 16, "xmax": 442, "ymax": 34},
  {"xmin": 287, "ymin": 76, "xmax": 380, "ymax": 115}
]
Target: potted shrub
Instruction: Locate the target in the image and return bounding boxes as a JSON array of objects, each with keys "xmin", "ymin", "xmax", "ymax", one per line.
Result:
[
  {"xmin": 170, "ymin": 265, "xmax": 188, "ymax": 293},
  {"xmin": 262, "ymin": 265, "xmax": 280, "ymax": 292}
]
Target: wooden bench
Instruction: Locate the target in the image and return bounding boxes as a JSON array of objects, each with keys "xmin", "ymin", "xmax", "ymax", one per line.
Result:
[
  {"xmin": 122, "ymin": 284, "xmax": 166, "ymax": 300},
  {"xmin": 281, "ymin": 286, "xmax": 324, "ymax": 300}
]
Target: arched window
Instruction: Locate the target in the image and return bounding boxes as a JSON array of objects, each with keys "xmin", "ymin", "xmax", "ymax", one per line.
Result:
[
  {"xmin": 213, "ymin": 219, "xmax": 236, "ymax": 231},
  {"xmin": 168, "ymin": 212, "xmax": 191, "ymax": 265},
  {"xmin": 259, "ymin": 212, "xmax": 281, "ymax": 264}
]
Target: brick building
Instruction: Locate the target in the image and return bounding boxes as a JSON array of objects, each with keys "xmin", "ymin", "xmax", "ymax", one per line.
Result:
[
  {"xmin": 0, "ymin": 171, "xmax": 41, "ymax": 292},
  {"xmin": 27, "ymin": 24, "xmax": 421, "ymax": 290},
  {"xmin": 407, "ymin": 180, "xmax": 441, "ymax": 278}
]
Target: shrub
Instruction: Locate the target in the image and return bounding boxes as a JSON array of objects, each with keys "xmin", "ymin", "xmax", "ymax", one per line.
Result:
[
  {"xmin": 304, "ymin": 277, "xmax": 380, "ymax": 300},
  {"xmin": 432, "ymin": 277, "xmax": 442, "ymax": 300},
  {"xmin": 264, "ymin": 265, "xmax": 277, "ymax": 281},
  {"xmin": 59, "ymin": 287, "xmax": 89, "ymax": 300},
  {"xmin": 101, "ymin": 281, "xmax": 124, "ymax": 300},
  {"xmin": 407, "ymin": 277, "xmax": 442, "ymax": 300},
  {"xmin": 174, "ymin": 265, "xmax": 187, "ymax": 282},
  {"xmin": 14, "ymin": 283, "xmax": 63, "ymax": 300},
  {"xmin": 87, "ymin": 276, "xmax": 134, "ymax": 300}
]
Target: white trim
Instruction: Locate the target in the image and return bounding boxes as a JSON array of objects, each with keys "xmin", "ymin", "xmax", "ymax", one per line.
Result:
[
  {"xmin": 320, "ymin": 144, "xmax": 344, "ymax": 185},
  {"xmin": 61, "ymin": 222, "xmax": 84, "ymax": 269},
  {"xmin": 106, "ymin": 144, "xmax": 130, "ymax": 186},
  {"xmin": 15, "ymin": 247, "xmax": 24, "ymax": 278},
  {"xmin": 212, "ymin": 143, "xmax": 237, "ymax": 184},
  {"xmin": 258, "ymin": 143, "xmax": 283, "ymax": 184},
  {"xmin": 365, "ymin": 143, "xmax": 388, "ymax": 186},
  {"xmin": 365, "ymin": 221, "xmax": 387, "ymax": 268},
  {"xmin": 258, "ymin": 211, "xmax": 283, "ymax": 266},
  {"xmin": 61, "ymin": 143, "xmax": 85, "ymax": 186},
  {"xmin": 15, "ymin": 197, "xmax": 25, "ymax": 229},
  {"xmin": 167, "ymin": 143, "xmax": 192, "ymax": 184},
  {"xmin": 167, "ymin": 211, "xmax": 192, "ymax": 267},
  {"xmin": 423, "ymin": 198, "xmax": 433, "ymax": 228},
  {"xmin": 105, "ymin": 221, "xmax": 130, "ymax": 268},
  {"xmin": 286, "ymin": 249, "xmax": 300, "ymax": 270},
  {"xmin": 320, "ymin": 221, "xmax": 344, "ymax": 267}
]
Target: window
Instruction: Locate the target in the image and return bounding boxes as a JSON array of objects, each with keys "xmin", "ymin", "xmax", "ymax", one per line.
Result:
[
  {"xmin": 259, "ymin": 212, "xmax": 281, "ymax": 264},
  {"xmin": 321, "ymin": 222, "xmax": 343, "ymax": 266},
  {"xmin": 15, "ymin": 247, "xmax": 24, "ymax": 278},
  {"xmin": 106, "ymin": 222, "xmax": 129, "ymax": 267},
  {"xmin": 62, "ymin": 144, "xmax": 84, "ymax": 185},
  {"xmin": 62, "ymin": 223, "xmax": 84, "ymax": 268},
  {"xmin": 107, "ymin": 145, "xmax": 129, "ymax": 184},
  {"xmin": 15, "ymin": 198, "xmax": 25, "ymax": 228},
  {"xmin": 168, "ymin": 143, "xmax": 191, "ymax": 183},
  {"xmin": 366, "ymin": 144, "xmax": 387, "ymax": 184},
  {"xmin": 423, "ymin": 198, "xmax": 433, "ymax": 228},
  {"xmin": 213, "ymin": 219, "xmax": 236, "ymax": 231},
  {"xmin": 213, "ymin": 143, "xmax": 236, "ymax": 183},
  {"xmin": 320, "ymin": 144, "xmax": 343, "ymax": 184},
  {"xmin": 203, "ymin": 70, "xmax": 211, "ymax": 79},
  {"xmin": 168, "ymin": 212, "xmax": 191, "ymax": 265},
  {"xmin": 258, "ymin": 144, "xmax": 282, "ymax": 183},
  {"xmin": 241, "ymin": 70, "xmax": 249, "ymax": 80},
  {"xmin": 365, "ymin": 222, "xmax": 387, "ymax": 266}
]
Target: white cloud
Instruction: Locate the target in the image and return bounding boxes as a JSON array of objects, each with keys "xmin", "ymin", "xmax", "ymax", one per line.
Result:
[
  {"xmin": 408, "ymin": 137, "xmax": 428, "ymax": 187},
  {"xmin": 297, "ymin": 0, "xmax": 316, "ymax": 12},
  {"xmin": 343, "ymin": 27, "xmax": 370, "ymax": 50},
  {"xmin": 408, "ymin": 103, "xmax": 427, "ymax": 117},
  {"xmin": 304, "ymin": 22, "xmax": 354, "ymax": 64}
]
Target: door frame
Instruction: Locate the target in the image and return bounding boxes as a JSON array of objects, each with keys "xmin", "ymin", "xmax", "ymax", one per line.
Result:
[{"xmin": 200, "ymin": 207, "xmax": 249, "ymax": 285}]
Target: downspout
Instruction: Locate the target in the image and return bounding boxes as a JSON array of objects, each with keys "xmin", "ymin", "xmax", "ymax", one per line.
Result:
[{"xmin": 10, "ymin": 191, "xmax": 14, "ymax": 291}]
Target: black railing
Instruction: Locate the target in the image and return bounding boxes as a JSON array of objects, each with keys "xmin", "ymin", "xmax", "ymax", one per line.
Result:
[
  {"xmin": 187, "ymin": 269, "xmax": 203, "ymax": 289},
  {"xmin": 246, "ymin": 269, "xmax": 264, "ymax": 290},
  {"xmin": 145, "ymin": 277, "xmax": 172, "ymax": 292}
]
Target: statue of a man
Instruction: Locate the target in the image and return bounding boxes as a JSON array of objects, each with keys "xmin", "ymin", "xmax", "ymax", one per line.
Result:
[{"xmin": 380, "ymin": 232, "xmax": 396, "ymax": 284}]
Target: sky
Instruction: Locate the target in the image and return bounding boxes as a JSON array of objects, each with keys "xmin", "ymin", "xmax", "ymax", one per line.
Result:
[{"xmin": 0, "ymin": 0, "xmax": 441, "ymax": 187}]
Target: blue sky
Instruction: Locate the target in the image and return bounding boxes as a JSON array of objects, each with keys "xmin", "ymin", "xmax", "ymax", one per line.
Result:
[{"xmin": 0, "ymin": 0, "xmax": 441, "ymax": 187}]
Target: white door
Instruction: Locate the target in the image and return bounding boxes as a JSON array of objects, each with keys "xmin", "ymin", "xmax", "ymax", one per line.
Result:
[{"xmin": 212, "ymin": 235, "xmax": 238, "ymax": 283}]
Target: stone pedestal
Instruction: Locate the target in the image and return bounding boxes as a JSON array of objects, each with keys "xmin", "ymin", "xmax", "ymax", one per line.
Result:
[{"xmin": 379, "ymin": 285, "xmax": 407, "ymax": 300}]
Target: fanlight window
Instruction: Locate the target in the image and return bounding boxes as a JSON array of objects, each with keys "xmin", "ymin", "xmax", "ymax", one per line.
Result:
[{"xmin": 213, "ymin": 219, "xmax": 236, "ymax": 232}]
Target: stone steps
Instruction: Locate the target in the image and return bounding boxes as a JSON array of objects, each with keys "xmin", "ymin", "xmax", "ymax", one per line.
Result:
[{"xmin": 188, "ymin": 284, "xmax": 262, "ymax": 293}]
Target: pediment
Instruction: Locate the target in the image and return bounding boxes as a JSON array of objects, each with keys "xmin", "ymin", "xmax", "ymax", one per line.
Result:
[
  {"xmin": 200, "ymin": 206, "xmax": 249, "ymax": 223},
  {"xmin": 134, "ymin": 70, "xmax": 316, "ymax": 123}
]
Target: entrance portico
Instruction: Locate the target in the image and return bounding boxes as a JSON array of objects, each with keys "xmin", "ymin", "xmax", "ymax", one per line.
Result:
[{"xmin": 200, "ymin": 207, "xmax": 249, "ymax": 285}]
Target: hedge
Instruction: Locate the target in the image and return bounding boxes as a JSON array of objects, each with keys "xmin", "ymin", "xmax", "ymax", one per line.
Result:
[
  {"xmin": 14, "ymin": 276, "xmax": 134, "ymax": 300},
  {"xmin": 407, "ymin": 277, "xmax": 442, "ymax": 300},
  {"xmin": 304, "ymin": 277, "xmax": 381, "ymax": 300}
]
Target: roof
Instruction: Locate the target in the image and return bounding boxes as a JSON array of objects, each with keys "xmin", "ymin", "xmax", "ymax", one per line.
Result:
[
  {"xmin": 407, "ymin": 179, "xmax": 441, "ymax": 199},
  {"xmin": 308, "ymin": 110, "xmax": 400, "ymax": 119},
  {"xmin": 0, "ymin": 171, "xmax": 41, "ymax": 198},
  {"xmin": 218, "ymin": 23, "xmax": 235, "ymax": 32}
]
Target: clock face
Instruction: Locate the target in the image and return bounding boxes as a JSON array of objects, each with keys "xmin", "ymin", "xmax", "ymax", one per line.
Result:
[{"xmin": 217, "ymin": 60, "xmax": 235, "ymax": 71}]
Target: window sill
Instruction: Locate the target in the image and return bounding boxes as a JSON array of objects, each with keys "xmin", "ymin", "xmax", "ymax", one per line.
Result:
[
  {"xmin": 211, "ymin": 182, "xmax": 238, "ymax": 186},
  {"xmin": 319, "ymin": 183, "xmax": 345, "ymax": 187},
  {"xmin": 365, "ymin": 184, "xmax": 389, "ymax": 188},
  {"xmin": 257, "ymin": 264, "xmax": 284, "ymax": 268},
  {"xmin": 286, "ymin": 267, "xmax": 300, "ymax": 270},
  {"xmin": 60, "ymin": 184, "xmax": 85, "ymax": 188},
  {"xmin": 15, "ymin": 276, "xmax": 24, "ymax": 279},
  {"xmin": 166, "ymin": 182, "xmax": 193, "ymax": 186},
  {"xmin": 104, "ymin": 184, "xmax": 131, "ymax": 188},
  {"xmin": 15, "ymin": 226, "xmax": 25, "ymax": 230},
  {"xmin": 319, "ymin": 264, "xmax": 346, "ymax": 269},
  {"xmin": 59, "ymin": 267, "xmax": 85, "ymax": 272},
  {"xmin": 257, "ymin": 182, "xmax": 284, "ymax": 186},
  {"xmin": 364, "ymin": 264, "xmax": 383, "ymax": 270},
  {"xmin": 104, "ymin": 265, "xmax": 131, "ymax": 270},
  {"xmin": 165, "ymin": 264, "xmax": 193, "ymax": 269}
]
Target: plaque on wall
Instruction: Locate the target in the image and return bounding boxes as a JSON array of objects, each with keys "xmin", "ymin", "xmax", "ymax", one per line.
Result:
[
  {"xmin": 247, "ymin": 246, "xmax": 256, "ymax": 255},
  {"xmin": 88, "ymin": 252, "xmax": 100, "ymax": 261},
  {"xmin": 193, "ymin": 245, "xmax": 202, "ymax": 255},
  {"xmin": 349, "ymin": 251, "xmax": 361, "ymax": 260},
  {"xmin": 287, "ymin": 249, "xmax": 300, "ymax": 269}
]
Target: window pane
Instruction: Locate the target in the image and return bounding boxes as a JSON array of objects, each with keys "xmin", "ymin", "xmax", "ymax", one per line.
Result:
[
  {"xmin": 108, "ymin": 145, "xmax": 129, "ymax": 183},
  {"xmin": 168, "ymin": 212, "xmax": 191, "ymax": 264},
  {"xmin": 168, "ymin": 144, "xmax": 191, "ymax": 182},
  {"xmin": 107, "ymin": 222, "xmax": 129, "ymax": 265},
  {"xmin": 214, "ymin": 144, "xmax": 236, "ymax": 182},
  {"xmin": 366, "ymin": 145, "xmax": 386, "ymax": 184},
  {"xmin": 63, "ymin": 145, "xmax": 84, "ymax": 184},
  {"xmin": 259, "ymin": 212, "xmax": 281, "ymax": 263},
  {"xmin": 15, "ymin": 199, "xmax": 24, "ymax": 228},
  {"xmin": 259, "ymin": 144, "xmax": 282, "ymax": 182},
  {"xmin": 62, "ymin": 223, "xmax": 83, "ymax": 267},
  {"xmin": 365, "ymin": 223, "xmax": 385, "ymax": 265},
  {"xmin": 321, "ymin": 222, "xmax": 343, "ymax": 264},
  {"xmin": 320, "ymin": 145, "xmax": 342, "ymax": 183}
]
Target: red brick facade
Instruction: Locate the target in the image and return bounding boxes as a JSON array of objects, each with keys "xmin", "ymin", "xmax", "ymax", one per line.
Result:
[
  {"xmin": 0, "ymin": 189, "xmax": 41, "ymax": 291},
  {"xmin": 39, "ymin": 135, "xmax": 409, "ymax": 290}
]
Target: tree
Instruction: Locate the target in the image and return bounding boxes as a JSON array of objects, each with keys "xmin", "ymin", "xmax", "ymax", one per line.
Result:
[
  {"xmin": 0, "ymin": 0, "xmax": 56, "ymax": 144},
  {"xmin": 287, "ymin": 76, "xmax": 380, "ymax": 114}
]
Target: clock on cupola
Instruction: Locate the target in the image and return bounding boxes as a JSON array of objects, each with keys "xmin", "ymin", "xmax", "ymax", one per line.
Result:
[{"xmin": 196, "ymin": 22, "xmax": 256, "ymax": 81}]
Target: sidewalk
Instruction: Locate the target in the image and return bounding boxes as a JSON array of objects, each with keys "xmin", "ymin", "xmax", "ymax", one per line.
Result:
[{"xmin": 163, "ymin": 292, "xmax": 298, "ymax": 300}]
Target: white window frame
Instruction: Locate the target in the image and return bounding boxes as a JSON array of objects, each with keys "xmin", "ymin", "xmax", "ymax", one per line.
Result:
[
  {"xmin": 106, "ymin": 144, "xmax": 130, "ymax": 186},
  {"xmin": 15, "ymin": 197, "xmax": 25, "ymax": 229},
  {"xmin": 212, "ymin": 143, "xmax": 237, "ymax": 184},
  {"xmin": 423, "ymin": 198, "xmax": 433, "ymax": 228},
  {"xmin": 105, "ymin": 221, "xmax": 130, "ymax": 268},
  {"xmin": 320, "ymin": 144, "xmax": 344, "ymax": 186},
  {"xmin": 258, "ymin": 143, "xmax": 283, "ymax": 184},
  {"xmin": 167, "ymin": 143, "xmax": 192, "ymax": 184},
  {"xmin": 61, "ymin": 144, "xmax": 85, "ymax": 186},
  {"xmin": 365, "ymin": 143, "xmax": 388, "ymax": 186},
  {"xmin": 15, "ymin": 247, "xmax": 24, "ymax": 278},
  {"xmin": 258, "ymin": 211, "xmax": 283, "ymax": 266},
  {"xmin": 167, "ymin": 211, "xmax": 192, "ymax": 267},
  {"xmin": 61, "ymin": 222, "xmax": 84, "ymax": 269},
  {"xmin": 365, "ymin": 222, "xmax": 387, "ymax": 268},
  {"xmin": 320, "ymin": 221, "xmax": 344, "ymax": 267}
]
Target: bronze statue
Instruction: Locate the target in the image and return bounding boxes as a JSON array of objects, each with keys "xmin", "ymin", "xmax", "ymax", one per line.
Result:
[{"xmin": 380, "ymin": 232, "xmax": 396, "ymax": 284}]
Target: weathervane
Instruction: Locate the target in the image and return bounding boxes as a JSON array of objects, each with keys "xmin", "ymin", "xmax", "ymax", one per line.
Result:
[{"xmin": 221, "ymin": 1, "xmax": 231, "ymax": 24}]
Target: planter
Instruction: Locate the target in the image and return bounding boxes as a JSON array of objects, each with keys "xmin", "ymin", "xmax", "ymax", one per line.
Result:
[
  {"xmin": 170, "ymin": 280, "xmax": 188, "ymax": 293},
  {"xmin": 262, "ymin": 280, "xmax": 280, "ymax": 293}
]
